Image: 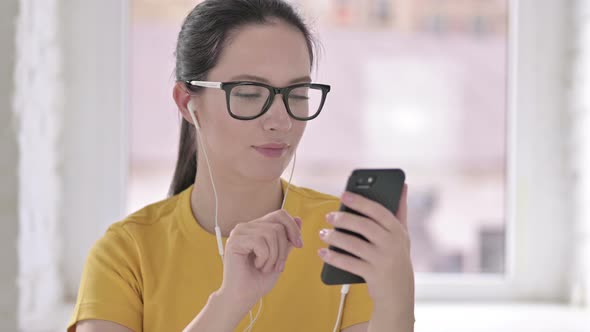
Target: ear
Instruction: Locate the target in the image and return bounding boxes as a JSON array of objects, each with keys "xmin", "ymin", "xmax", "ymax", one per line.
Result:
[{"xmin": 173, "ymin": 81, "xmax": 199, "ymax": 125}]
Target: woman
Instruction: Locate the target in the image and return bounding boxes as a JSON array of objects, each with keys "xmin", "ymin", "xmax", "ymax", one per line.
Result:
[{"xmin": 68, "ymin": 1, "xmax": 415, "ymax": 331}]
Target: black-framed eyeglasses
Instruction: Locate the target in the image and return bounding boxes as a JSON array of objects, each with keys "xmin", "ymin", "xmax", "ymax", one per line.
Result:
[{"xmin": 184, "ymin": 80, "xmax": 331, "ymax": 121}]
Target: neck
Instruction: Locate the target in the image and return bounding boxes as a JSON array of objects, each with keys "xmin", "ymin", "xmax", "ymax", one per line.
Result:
[{"xmin": 190, "ymin": 165, "xmax": 285, "ymax": 238}]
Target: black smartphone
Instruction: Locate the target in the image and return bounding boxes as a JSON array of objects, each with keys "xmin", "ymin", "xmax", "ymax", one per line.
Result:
[{"xmin": 321, "ymin": 168, "xmax": 406, "ymax": 285}]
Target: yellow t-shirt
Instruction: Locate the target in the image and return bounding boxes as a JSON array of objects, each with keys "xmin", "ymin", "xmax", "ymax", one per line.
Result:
[{"xmin": 67, "ymin": 179, "xmax": 373, "ymax": 332}]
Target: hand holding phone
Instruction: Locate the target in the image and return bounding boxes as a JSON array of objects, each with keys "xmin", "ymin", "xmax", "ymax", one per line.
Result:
[{"xmin": 320, "ymin": 168, "xmax": 406, "ymax": 285}]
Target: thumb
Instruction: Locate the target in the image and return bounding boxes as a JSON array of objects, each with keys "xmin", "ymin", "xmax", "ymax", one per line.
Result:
[{"xmin": 396, "ymin": 183, "xmax": 408, "ymax": 231}]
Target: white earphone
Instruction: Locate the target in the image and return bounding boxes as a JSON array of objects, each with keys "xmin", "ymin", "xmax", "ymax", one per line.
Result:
[{"xmin": 186, "ymin": 101, "xmax": 348, "ymax": 332}]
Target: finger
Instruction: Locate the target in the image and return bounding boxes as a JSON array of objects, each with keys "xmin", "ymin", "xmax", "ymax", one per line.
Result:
[
  {"xmin": 294, "ymin": 216, "xmax": 302, "ymax": 229},
  {"xmin": 341, "ymin": 191, "xmax": 396, "ymax": 232},
  {"xmin": 274, "ymin": 224, "xmax": 292, "ymax": 273},
  {"xmin": 267, "ymin": 218, "xmax": 297, "ymax": 273},
  {"xmin": 253, "ymin": 235, "xmax": 271, "ymax": 270},
  {"xmin": 397, "ymin": 184, "xmax": 408, "ymax": 231},
  {"xmin": 243, "ymin": 223, "xmax": 284, "ymax": 273},
  {"xmin": 268, "ymin": 210, "xmax": 302, "ymax": 248},
  {"xmin": 318, "ymin": 247, "xmax": 370, "ymax": 279},
  {"xmin": 319, "ymin": 228, "xmax": 376, "ymax": 263},
  {"xmin": 260, "ymin": 225, "xmax": 280, "ymax": 273},
  {"xmin": 326, "ymin": 211, "xmax": 383, "ymax": 244},
  {"xmin": 231, "ymin": 235, "xmax": 269, "ymax": 270}
]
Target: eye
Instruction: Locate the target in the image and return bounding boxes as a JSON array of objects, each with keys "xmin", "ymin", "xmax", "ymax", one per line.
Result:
[
  {"xmin": 288, "ymin": 86, "xmax": 312, "ymax": 102},
  {"xmin": 289, "ymin": 94, "xmax": 309, "ymax": 101},
  {"xmin": 233, "ymin": 92, "xmax": 264, "ymax": 99},
  {"xmin": 231, "ymin": 85, "xmax": 268, "ymax": 100}
]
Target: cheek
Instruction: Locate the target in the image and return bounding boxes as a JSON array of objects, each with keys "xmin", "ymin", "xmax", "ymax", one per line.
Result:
[
  {"xmin": 211, "ymin": 119, "xmax": 246, "ymax": 148},
  {"xmin": 199, "ymin": 98, "xmax": 241, "ymax": 148},
  {"xmin": 292, "ymin": 122, "xmax": 307, "ymax": 144},
  {"xmin": 200, "ymin": 92, "xmax": 227, "ymax": 122}
]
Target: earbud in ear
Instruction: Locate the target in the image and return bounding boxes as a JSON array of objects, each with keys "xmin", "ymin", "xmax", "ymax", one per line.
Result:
[{"xmin": 187, "ymin": 101, "xmax": 201, "ymax": 130}]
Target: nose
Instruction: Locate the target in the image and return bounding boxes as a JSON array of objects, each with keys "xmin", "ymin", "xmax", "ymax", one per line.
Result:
[{"xmin": 262, "ymin": 94, "xmax": 292, "ymax": 131}]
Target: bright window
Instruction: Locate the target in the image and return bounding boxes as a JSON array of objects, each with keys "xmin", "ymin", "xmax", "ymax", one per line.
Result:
[{"xmin": 127, "ymin": 0, "xmax": 509, "ymax": 279}]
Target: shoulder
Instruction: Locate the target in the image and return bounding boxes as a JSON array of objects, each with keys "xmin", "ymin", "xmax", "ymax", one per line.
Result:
[
  {"xmin": 122, "ymin": 191, "xmax": 183, "ymax": 228},
  {"xmin": 112, "ymin": 188, "xmax": 189, "ymax": 239},
  {"xmin": 289, "ymin": 181, "xmax": 339, "ymax": 200},
  {"xmin": 94, "ymin": 189, "xmax": 188, "ymax": 253},
  {"xmin": 289, "ymin": 183, "xmax": 339, "ymax": 201},
  {"xmin": 285, "ymin": 181, "xmax": 341, "ymax": 216}
]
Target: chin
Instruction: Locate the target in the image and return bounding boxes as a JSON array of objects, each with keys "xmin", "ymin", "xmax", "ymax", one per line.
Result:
[
  {"xmin": 235, "ymin": 150, "xmax": 295, "ymax": 181},
  {"xmin": 241, "ymin": 163, "xmax": 289, "ymax": 183}
]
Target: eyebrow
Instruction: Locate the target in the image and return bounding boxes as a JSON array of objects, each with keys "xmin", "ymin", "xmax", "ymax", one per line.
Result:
[{"xmin": 229, "ymin": 74, "xmax": 312, "ymax": 85}]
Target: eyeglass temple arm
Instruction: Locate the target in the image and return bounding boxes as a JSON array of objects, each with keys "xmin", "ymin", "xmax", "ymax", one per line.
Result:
[{"xmin": 186, "ymin": 81, "xmax": 223, "ymax": 89}]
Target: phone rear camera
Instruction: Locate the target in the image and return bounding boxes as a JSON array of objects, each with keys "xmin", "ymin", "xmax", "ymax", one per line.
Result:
[{"xmin": 355, "ymin": 176, "xmax": 375, "ymax": 189}]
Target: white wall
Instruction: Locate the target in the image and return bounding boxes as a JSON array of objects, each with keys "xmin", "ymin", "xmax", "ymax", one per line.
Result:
[
  {"xmin": 13, "ymin": 0, "xmax": 65, "ymax": 330},
  {"xmin": 510, "ymin": 0, "xmax": 570, "ymax": 301},
  {"xmin": 60, "ymin": 0, "xmax": 129, "ymax": 300},
  {"xmin": 0, "ymin": 1, "xmax": 19, "ymax": 330},
  {"xmin": 569, "ymin": 0, "xmax": 590, "ymax": 307},
  {"xmin": 2, "ymin": 1, "xmax": 128, "ymax": 331}
]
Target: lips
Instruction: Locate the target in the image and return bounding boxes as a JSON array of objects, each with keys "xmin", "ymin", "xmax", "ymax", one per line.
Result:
[
  {"xmin": 252, "ymin": 143, "xmax": 289, "ymax": 158},
  {"xmin": 255, "ymin": 143, "xmax": 289, "ymax": 149}
]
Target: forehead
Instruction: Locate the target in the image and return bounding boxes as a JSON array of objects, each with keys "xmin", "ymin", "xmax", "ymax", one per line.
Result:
[{"xmin": 209, "ymin": 20, "xmax": 312, "ymax": 85}]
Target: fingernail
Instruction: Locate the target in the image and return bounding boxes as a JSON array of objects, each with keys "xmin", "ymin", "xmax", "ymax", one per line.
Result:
[
  {"xmin": 342, "ymin": 192, "xmax": 353, "ymax": 203},
  {"xmin": 319, "ymin": 229, "xmax": 329, "ymax": 238},
  {"xmin": 294, "ymin": 217, "xmax": 302, "ymax": 229},
  {"xmin": 279, "ymin": 261, "xmax": 285, "ymax": 272},
  {"xmin": 326, "ymin": 213, "xmax": 335, "ymax": 223},
  {"xmin": 318, "ymin": 248, "xmax": 328, "ymax": 258},
  {"xmin": 297, "ymin": 236, "xmax": 304, "ymax": 248}
]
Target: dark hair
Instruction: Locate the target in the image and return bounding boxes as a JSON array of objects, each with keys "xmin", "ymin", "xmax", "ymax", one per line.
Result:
[{"xmin": 169, "ymin": 0, "xmax": 318, "ymax": 196}]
